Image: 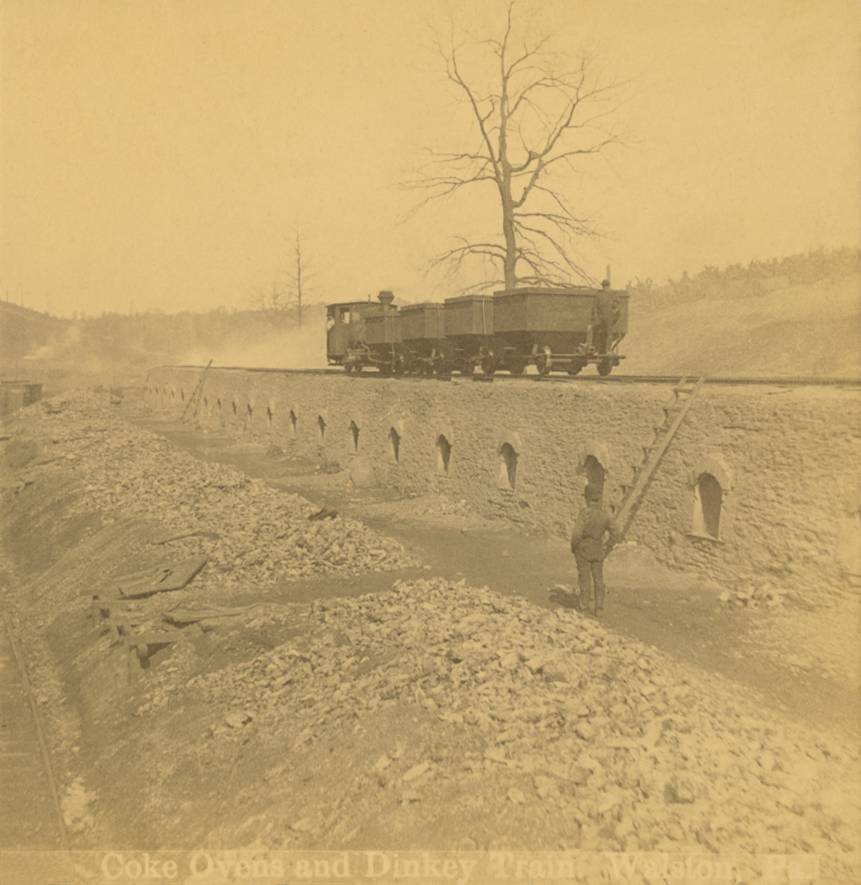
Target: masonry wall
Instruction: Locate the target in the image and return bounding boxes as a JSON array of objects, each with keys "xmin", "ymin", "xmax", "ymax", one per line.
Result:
[{"xmin": 146, "ymin": 368, "xmax": 861, "ymax": 597}]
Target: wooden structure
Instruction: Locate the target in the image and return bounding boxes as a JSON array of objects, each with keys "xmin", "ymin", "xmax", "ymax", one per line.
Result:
[
  {"xmin": 90, "ymin": 556, "xmax": 209, "ymax": 674},
  {"xmin": 614, "ymin": 377, "xmax": 706, "ymax": 536}
]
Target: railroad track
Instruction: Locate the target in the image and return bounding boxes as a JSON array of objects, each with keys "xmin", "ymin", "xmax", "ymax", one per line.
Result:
[
  {"xmin": 0, "ymin": 616, "xmax": 68, "ymax": 849},
  {"xmin": 162, "ymin": 365, "xmax": 861, "ymax": 389}
]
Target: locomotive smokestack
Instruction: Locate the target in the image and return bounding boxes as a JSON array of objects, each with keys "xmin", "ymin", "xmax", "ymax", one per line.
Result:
[{"xmin": 378, "ymin": 290, "xmax": 395, "ymax": 306}]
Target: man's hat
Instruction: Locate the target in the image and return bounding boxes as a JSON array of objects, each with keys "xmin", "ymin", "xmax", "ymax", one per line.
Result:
[{"xmin": 585, "ymin": 483, "xmax": 602, "ymax": 501}]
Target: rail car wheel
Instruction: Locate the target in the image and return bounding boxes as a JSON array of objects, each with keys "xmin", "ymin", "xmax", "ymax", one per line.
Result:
[
  {"xmin": 344, "ymin": 364, "xmax": 354, "ymax": 375},
  {"xmin": 460, "ymin": 362, "xmax": 475, "ymax": 376},
  {"xmin": 536, "ymin": 346, "xmax": 553, "ymax": 375},
  {"xmin": 508, "ymin": 360, "xmax": 526, "ymax": 376},
  {"xmin": 481, "ymin": 353, "xmax": 497, "ymax": 378},
  {"xmin": 597, "ymin": 358, "xmax": 613, "ymax": 377},
  {"xmin": 567, "ymin": 359, "xmax": 586, "ymax": 376}
]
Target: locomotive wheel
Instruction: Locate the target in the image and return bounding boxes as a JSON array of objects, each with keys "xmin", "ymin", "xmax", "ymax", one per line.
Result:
[
  {"xmin": 536, "ymin": 345, "xmax": 553, "ymax": 375},
  {"xmin": 481, "ymin": 353, "xmax": 496, "ymax": 378},
  {"xmin": 431, "ymin": 350, "xmax": 449, "ymax": 377},
  {"xmin": 597, "ymin": 358, "xmax": 613, "ymax": 377}
]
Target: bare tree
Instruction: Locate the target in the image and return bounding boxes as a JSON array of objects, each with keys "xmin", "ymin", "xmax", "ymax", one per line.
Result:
[
  {"xmin": 249, "ymin": 282, "xmax": 286, "ymax": 312},
  {"xmin": 287, "ymin": 232, "xmax": 307, "ymax": 328},
  {"xmin": 249, "ymin": 232, "xmax": 314, "ymax": 326},
  {"xmin": 408, "ymin": 2, "xmax": 623, "ymax": 290}
]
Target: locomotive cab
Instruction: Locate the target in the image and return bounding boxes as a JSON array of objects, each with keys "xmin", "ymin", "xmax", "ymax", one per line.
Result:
[{"xmin": 326, "ymin": 300, "xmax": 373, "ymax": 365}]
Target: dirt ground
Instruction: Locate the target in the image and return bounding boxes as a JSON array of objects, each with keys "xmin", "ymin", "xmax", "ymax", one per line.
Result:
[
  {"xmin": 1, "ymin": 394, "xmax": 859, "ymax": 884},
  {"xmin": 132, "ymin": 416, "xmax": 861, "ymax": 740}
]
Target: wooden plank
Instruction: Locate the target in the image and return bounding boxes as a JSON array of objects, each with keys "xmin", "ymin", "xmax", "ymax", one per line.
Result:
[
  {"xmin": 112, "ymin": 562, "xmax": 173, "ymax": 596},
  {"xmin": 162, "ymin": 600, "xmax": 269, "ymax": 626},
  {"xmin": 163, "ymin": 607, "xmax": 246, "ymax": 625},
  {"xmin": 154, "ymin": 529, "xmax": 221, "ymax": 545},
  {"xmin": 127, "ymin": 629, "xmax": 184, "ymax": 647},
  {"xmin": 615, "ymin": 377, "xmax": 705, "ymax": 538},
  {"xmin": 120, "ymin": 556, "xmax": 208, "ymax": 599},
  {"xmin": 152, "ymin": 556, "xmax": 208, "ymax": 592}
]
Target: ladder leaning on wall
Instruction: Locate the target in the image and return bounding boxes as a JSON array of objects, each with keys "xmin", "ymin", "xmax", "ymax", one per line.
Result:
[
  {"xmin": 613, "ymin": 376, "xmax": 706, "ymax": 539},
  {"xmin": 180, "ymin": 359, "xmax": 213, "ymax": 422}
]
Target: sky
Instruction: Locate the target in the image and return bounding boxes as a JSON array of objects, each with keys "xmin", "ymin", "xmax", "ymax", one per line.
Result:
[{"xmin": 1, "ymin": 0, "xmax": 859, "ymax": 316}]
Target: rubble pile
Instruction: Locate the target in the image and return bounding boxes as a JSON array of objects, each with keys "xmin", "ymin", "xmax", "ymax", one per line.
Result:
[
  {"xmin": 4, "ymin": 393, "xmax": 858, "ymax": 877},
  {"xmin": 147, "ymin": 578, "xmax": 859, "ymax": 868},
  {"xmin": 719, "ymin": 580, "xmax": 795, "ymax": 609},
  {"xmin": 745, "ymin": 603, "xmax": 861, "ymax": 688},
  {"xmin": 8, "ymin": 393, "xmax": 417, "ymax": 588}
]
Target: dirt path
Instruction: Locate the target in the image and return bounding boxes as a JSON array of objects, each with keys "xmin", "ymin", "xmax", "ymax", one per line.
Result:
[{"xmin": 131, "ymin": 416, "xmax": 860, "ymax": 739}]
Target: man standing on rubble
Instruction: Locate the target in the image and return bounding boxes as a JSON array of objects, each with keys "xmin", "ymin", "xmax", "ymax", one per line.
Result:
[{"xmin": 570, "ymin": 483, "xmax": 620, "ymax": 615}]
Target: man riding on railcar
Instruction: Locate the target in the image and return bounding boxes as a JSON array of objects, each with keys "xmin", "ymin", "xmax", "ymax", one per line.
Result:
[{"xmin": 592, "ymin": 279, "xmax": 620, "ymax": 355}]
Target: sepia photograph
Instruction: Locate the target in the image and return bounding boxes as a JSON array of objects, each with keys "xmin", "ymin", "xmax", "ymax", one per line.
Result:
[{"xmin": 1, "ymin": 1, "xmax": 859, "ymax": 883}]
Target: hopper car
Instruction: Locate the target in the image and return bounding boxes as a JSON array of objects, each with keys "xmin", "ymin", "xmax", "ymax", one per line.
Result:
[{"xmin": 326, "ymin": 285, "xmax": 628, "ymax": 377}]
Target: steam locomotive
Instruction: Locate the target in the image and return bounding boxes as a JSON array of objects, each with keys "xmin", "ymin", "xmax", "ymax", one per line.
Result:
[{"xmin": 326, "ymin": 285, "xmax": 629, "ymax": 378}]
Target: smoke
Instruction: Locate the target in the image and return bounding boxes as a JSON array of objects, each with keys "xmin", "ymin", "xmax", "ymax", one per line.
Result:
[
  {"xmin": 178, "ymin": 316, "xmax": 328, "ymax": 369},
  {"xmin": 17, "ymin": 309, "xmax": 330, "ymax": 381},
  {"xmin": 25, "ymin": 323, "xmax": 82, "ymax": 361}
]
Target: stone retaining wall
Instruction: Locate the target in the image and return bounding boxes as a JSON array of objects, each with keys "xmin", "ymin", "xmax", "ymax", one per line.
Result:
[{"xmin": 146, "ymin": 368, "xmax": 861, "ymax": 598}]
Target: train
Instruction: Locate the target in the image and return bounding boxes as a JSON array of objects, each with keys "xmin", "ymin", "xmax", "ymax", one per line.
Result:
[{"xmin": 326, "ymin": 284, "xmax": 629, "ymax": 378}]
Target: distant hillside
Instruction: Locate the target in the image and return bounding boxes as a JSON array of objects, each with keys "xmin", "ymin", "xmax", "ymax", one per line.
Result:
[
  {"xmin": 78, "ymin": 305, "xmax": 328, "ymax": 371},
  {"xmin": 0, "ymin": 303, "xmax": 327, "ymax": 388},
  {"xmin": 2, "ymin": 248, "xmax": 858, "ymax": 388},
  {"xmin": 623, "ymin": 248, "xmax": 861, "ymax": 376},
  {"xmin": 0, "ymin": 301, "xmax": 69, "ymax": 362}
]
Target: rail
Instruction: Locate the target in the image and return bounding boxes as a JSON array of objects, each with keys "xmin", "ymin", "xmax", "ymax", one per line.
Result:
[
  {"xmin": 157, "ymin": 365, "xmax": 861, "ymax": 389},
  {"xmin": 1, "ymin": 616, "xmax": 70, "ymax": 849}
]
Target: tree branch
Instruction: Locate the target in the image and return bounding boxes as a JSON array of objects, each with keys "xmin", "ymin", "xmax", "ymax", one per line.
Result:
[{"xmin": 411, "ymin": 1, "xmax": 624, "ymax": 292}]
